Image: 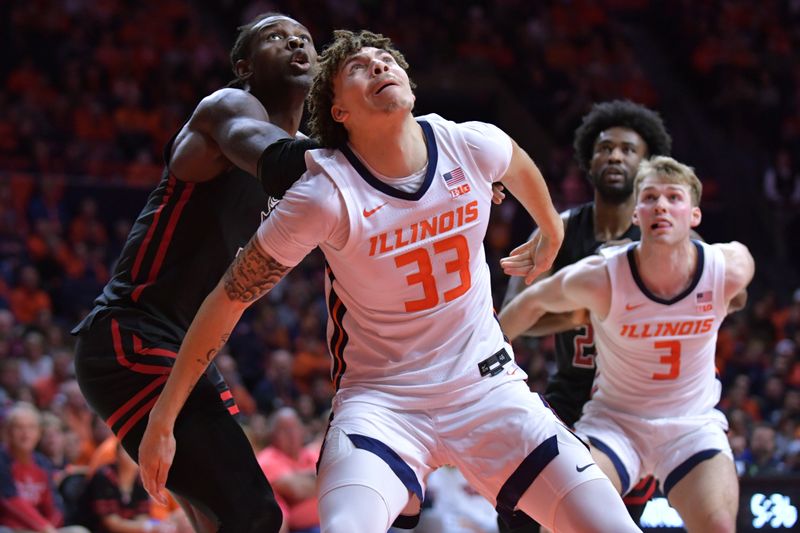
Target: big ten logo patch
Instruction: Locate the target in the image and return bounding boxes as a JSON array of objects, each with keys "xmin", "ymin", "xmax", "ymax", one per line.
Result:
[{"xmin": 449, "ymin": 183, "xmax": 471, "ymax": 199}]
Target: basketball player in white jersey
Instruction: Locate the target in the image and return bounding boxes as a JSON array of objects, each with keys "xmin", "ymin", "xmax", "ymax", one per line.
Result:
[
  {"xmin": 500, "ymin": 156, "xmax": 754, "ymax": 532},
  {"xmin": 137, "ymin": 30, "xmax": 641, "ymax": 533}
]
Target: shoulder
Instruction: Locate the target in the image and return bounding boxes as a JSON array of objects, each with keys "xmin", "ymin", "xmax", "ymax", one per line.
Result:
[
  {"xmin": 564, "ymin": 254, "xmax": 611, "ymax": 315},
  {"xmin": 421, "ymin": 113, "xmax": 509, "ymax": 144},
  {"xmin": 305, "ymin": 147, "xmax": 342, "ymax": 173},
  {"xmin": 280, "ymin": 162, "xmax": 343, "ymax": 216},
  {"xmin": 197, "ymin": 88, "xmax": 260, "ymax": 111},
  {"xmin": 563, "ymin": 254, "xmax": 609, "ymax": 287},
  {"xmin": 562, "ymin": 254, "xmax": 609, "ymax": 293},
  {"xmin": 715, "ymin": 241, "xmax": 755, "ymax": 289},
  {"xmin": 459, "ymin": 120, "xmax": 510, "ymax": 145},
  {"xmin": 193, "ymin": 88, "xmax": 267, "ymax": 122}
]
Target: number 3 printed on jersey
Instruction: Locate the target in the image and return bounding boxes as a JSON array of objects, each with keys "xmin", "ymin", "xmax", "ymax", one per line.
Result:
[
  {"xmin": 653, "ymin": 340, "xmax": 681, "ymax": 380},
  {"xmin": 395, "ymin": 235, "xmax": 471, "ymax": 312}
]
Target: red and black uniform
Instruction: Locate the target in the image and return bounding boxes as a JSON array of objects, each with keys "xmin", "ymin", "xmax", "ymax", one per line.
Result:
[
  {"xmin": 84, "ymin": 464, "xmax": 150, "ymax": 533},
  {"xmin": 72, "ymin": 134, "xmax": 303, "ymax": 532}
]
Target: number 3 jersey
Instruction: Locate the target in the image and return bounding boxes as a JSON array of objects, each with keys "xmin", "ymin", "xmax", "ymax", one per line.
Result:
[
  {"xmin": 589, "ymin": 241, "xmax": 728, "ymax": 418},
  {"xmin": 256, "ymin": 114, "xmax": 526, "ymax": 409}
]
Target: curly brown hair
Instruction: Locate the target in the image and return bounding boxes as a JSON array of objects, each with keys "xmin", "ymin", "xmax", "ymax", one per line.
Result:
[
  {"xmin": 308, "ymin": 29, "xmax": 413, "ymax": 148},
  {"xmin": 573, "ymin": 100, "xmax": 672, "ymax": 172}
]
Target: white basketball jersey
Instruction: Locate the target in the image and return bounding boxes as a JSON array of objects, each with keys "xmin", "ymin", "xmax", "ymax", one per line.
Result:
[
  {"xmin": 590, "ymin": 241, "xmax": 727, "ymax": 417},
  {"xmin": 307, "ymin": 114, "xmax": 524, "ymax": 409}
]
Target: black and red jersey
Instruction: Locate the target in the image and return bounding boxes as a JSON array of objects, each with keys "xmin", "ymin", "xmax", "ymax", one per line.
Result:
[{"xmin": 73, "ymin": 137, "xmax": 276, "ymax": 341}]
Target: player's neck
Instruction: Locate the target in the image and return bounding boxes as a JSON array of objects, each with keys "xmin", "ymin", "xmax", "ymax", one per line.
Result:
[
  {"xmin": 263, "ymin": 106, "xmax": 304, "ymax": 137},
  {"xmin": 253, "ymin": 86, "xmax": 307, "ymax": 137},
  {"xmin": 634, "ymin": 240, "xmax": 697, "ymax": 299},
  {"xmin": 593, "ymin": 194, "xmax": 635, "ymax": 241},
  {"xmin": 347, "ymin": 114, "xmax": 426, "ymax": 177}
]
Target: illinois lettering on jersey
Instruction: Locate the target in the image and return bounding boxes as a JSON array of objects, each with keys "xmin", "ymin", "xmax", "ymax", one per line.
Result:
[
  {"xmin": 257, "ymin": 114, "xmax": 528, "ymax": 410},
  {"xmin": 590, "ymin": 241, "xmax": 727, "ymax": 418}
]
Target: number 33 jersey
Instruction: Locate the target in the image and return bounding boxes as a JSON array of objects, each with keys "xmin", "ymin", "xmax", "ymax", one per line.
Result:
[
  {"xmin": 257, "ymin": 114, "xmax": 526, "ymax": 409},
  {"xmin": 590, "ymin": 241, "xmax": 728, "ymax": 418}
]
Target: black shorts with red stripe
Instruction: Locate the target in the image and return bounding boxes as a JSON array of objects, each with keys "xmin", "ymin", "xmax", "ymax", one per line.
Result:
[{"xmin": 74, "ymin": 311, "xmax": 281, "ymax": 532}]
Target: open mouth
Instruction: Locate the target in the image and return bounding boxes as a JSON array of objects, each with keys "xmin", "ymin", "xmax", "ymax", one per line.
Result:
[
  {"xmin": 603, "ymin": 167, "xmax": 625, "ymax": 179},
  {"xmin": 374, "ymin": 80, "xmax": 397, "ymax": 95},
  {"xmin": 290, "ymin": 51, "xmax": 310, "ymax": 67},
  {"xmin": 651, "ymin": 220, "xmax": 671, "ymax": 230}
]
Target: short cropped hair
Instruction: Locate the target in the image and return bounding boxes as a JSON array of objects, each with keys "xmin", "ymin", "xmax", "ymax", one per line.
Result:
[
  {"xmin": 573, "ymin": 100, "xmax": 672, "ymax": 172},
  {"xmin": 227, "ymin": 12, "xmax": 287, "ymax": 88},
  {"xmin": 634, "ymin": 156, "xmax": 702, "ymax": 206},
  {"xmin": 308, "ymin": 30, "xmax": 413, "ymax": 148}
]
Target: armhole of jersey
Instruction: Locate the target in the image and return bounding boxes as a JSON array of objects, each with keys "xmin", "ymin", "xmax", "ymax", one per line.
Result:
[
  {"xmin": 454, "ymin": 120, "xmax": 508, "ymax": 190},
  {"xmin": 710, "ymin": 243, "xmax": 728, "ymax": 315},
  {"xmin": 322, "ymin": 157, "xmax": 359, "ymax": 257},
  {"xmin": 600, "ymin": 249, "xmax": 621, "ymax": 323}
]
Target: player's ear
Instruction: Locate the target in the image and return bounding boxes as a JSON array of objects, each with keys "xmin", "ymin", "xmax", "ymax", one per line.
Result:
[
  {"xmin": 331, "ymin": 105, "xmax": 348, "ymax": 124},
  {"xmin": 631, "ymin": 209, "xmax": 640, "ymax": 227},
  {"xmin": 690, "ymin": 206, "xmax": 702, "ymax": 228},
  {"xmin": 234, "ymin": 59, "xmax": 253, "ymax": 81}
]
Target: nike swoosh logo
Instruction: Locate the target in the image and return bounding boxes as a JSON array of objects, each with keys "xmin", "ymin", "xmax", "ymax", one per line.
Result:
[
  {"xmin": 363, "ymin": 202, "xmax": 388, "ymax": 218},
  {"xmin": 576, "ymin": 463, "xmax": 595, "ymax": 472},
  {"xmin": 625, "ymin": 303, "xmax": 645, "ymax": 311}
]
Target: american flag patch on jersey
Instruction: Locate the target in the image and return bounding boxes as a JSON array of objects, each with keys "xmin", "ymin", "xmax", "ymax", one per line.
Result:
[
  {"xmin": 443, "ymin": 167, "xmax": 466, "ymax": 187},
  {"xmin": 696, "ymin": 291, "xmax": 713, "ymax": 303}
]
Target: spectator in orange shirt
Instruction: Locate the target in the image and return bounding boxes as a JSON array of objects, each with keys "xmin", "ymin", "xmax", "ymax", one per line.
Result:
[
  {"xmin": 8, "ymin": 265, "xmax": 52, "ymax": 325},
  {"xmin": 256, "ymin": 408, "xmax": 319, "ymax": 533}
]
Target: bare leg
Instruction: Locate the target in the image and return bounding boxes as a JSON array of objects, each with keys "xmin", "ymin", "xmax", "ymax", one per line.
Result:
[
  {"xmin": 589, "ymin": 444, "xmax": 624, "ymax": 494},
  {"xmin": 667, "ymin": 453, "xmax": 737, "ymax": 533}
]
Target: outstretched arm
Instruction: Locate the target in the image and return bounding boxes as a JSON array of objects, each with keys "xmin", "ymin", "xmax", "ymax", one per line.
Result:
[
  {"xmin": 500, "ymin": 213, "xmax": 590, "ymax": 337},
  {"xmin": 139, "ymin": 237, "xmax": 292, "ymax": 505},
  {"xmin": 499, "ymin": 256, "xmax": 609, "ymax": 341},
  {"xmin": 498, "ymin": 141, "xmax": 564, "ymax": 285}
]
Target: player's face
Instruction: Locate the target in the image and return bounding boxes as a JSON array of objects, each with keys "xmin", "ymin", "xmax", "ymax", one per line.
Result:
[
  {"xmin": 589, "ymin": 127, "xmax": 648, "ymax": 204},
  {"xmin": 247, "ymin": 16, "xmax": 317, "ymax": 89},
  {"xmin": 633, "ymin": 176, "xmax": 701, "ymax": 245},
  {"xmin": 331, "ymin": 46, "xmax": 415, "ymax": 126}
]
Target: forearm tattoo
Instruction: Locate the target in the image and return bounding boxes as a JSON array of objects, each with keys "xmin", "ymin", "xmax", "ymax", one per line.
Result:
[
  {"xmin": 223, "ymin": 237, "xmax": 290, "ymax": 302},
  {"xmin": 198, "ymin": 332, "xmax": 230, "ymax": 365}
]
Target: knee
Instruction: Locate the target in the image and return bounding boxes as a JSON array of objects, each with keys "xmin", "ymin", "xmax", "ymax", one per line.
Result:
[{"xmin": 701, "ymin": 508, "xmax": 736, "ymax": 533}]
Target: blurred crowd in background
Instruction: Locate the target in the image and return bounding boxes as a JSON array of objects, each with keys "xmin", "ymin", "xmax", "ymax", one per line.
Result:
[{"xmin": 0, "ymin": 0, "xmax": 799, "ymax": 531}]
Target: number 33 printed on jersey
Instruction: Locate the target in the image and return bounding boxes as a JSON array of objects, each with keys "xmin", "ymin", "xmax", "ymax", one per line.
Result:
[{"xmin": 395, "ymin": 234, "xmax": 471, "ymax": 312}]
